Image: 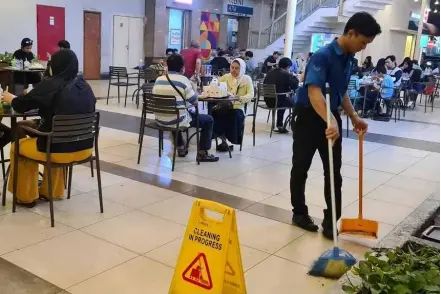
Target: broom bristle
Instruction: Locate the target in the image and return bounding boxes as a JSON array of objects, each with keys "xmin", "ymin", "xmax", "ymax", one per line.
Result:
[{"xmin": 308, "ymin": 247, "xmax": 357, "ymax": 279}]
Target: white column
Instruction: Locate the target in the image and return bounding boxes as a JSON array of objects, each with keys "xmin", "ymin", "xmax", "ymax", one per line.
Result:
[
  {"xmin": 414, "ymin": 0, "xmax": 427, "ymax": 60},
  {"xmin": 269, "ymin": 0, "xmax": 277, "ymax": 43},
  {"xmin": 283, "ymin": 0, "xmax": 297, "ymax": 58},
  {"xmin": 257, "ymin": 0, "xmax": 264, "ymax": 48}
]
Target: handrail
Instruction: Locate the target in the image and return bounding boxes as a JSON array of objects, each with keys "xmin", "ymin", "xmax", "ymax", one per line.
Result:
[{"xmin": 248, "ymin": 0, "xmax": 339, "ymax": 49}]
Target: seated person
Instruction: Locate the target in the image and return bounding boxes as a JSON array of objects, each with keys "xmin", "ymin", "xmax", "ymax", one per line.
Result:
[
  {"xmin": 262, "ymin": 51, "xmax": 280, "ymax": 74},
  {"xmin": 13, "ymin": 38, "xmax": 42, "ymax": 92},
  {"xmin": 210, "ymin": 50, "xmax": 230, "ymax": 74},
  {"xmin": 348, "ymin": 68, "xmax": 361, "ymax": 100},
  {"xmin": 385, "ymin": 55, "xmax": 403, "ymax": 87},
  {"xmin": 215, "ymin": 59, "xmax": 254, "ymax": 152},
  {"xmin": 2, "ymin": 49, "xmax": 96, "ymax": 208},
  {"xmin": 355, "ymin": 66, "xmax": 394, "ymax": 115},
  {"xmin": 361, "ymin": 56, "xmax": 374, "ymax": 73},
  {"xmin": 45, "ymin": 40, "xmax": 71, "ymax": 77},
  {"xmin": 244, "ymin": 51, "xmax": 257, "ymax": 75},
  {"xmin": 263, "ymin": 57, "xmax": 299, "ymax": 133},
  {"xmin": 152, "ymin": 54, "xmax": 218, "ymax": 162},
  {"xmin": 371, "ymin": 58, "xmax": 385, "ymax": 75}
]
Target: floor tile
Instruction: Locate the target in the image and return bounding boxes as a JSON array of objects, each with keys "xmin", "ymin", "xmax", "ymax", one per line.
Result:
[
  {"xmin": 102, "ymin": 181, "xmax": 180, "ymax": 209},
  {"xmin": 175, "ymin": 154, "xmax": 271, "ymax": 181},
  {"xmin": 347, "ymin": 151, "xmax": 422, "ymax": 174},
  {"xmin": 145, "ymin": 237, "xmax": 270, "ymax": 272},
  {"xmin": 339, "ymin": 221, "xmax": 396, "ymax": 248},
  {"xmin": 140, "ymin": 195, "xmax": 195, "ymax": 225},
  {"xmin": 365, "ymin": 185, "xmax": 431, "ymax": 208},
  {"xmin": 0, "ymin": 210, "xmax": 73, "ymax": 255},
  {"xmin": 275, "ymin": 232, "xmax": 369, "ymax": 267},
  {"xmin": 67, "ymin": 256, "xmax": 173, "ymax": 294},
  {"xmin": 245, "ymin": 256, "xmax": 335, "ymax": 294},
  {"xmin": 70, "ymin": 169, "xmax": 130, "ymax": 193},
  {"xmin": 384, "ymin": 175, "xmax": 440, "ymax": 194},
  {"xmin": 400, "ymin": 153, "xmax": 440, "ymax": 182},
  {"xmin": 342, "ymin": 198, "xmax": 415, "ymax": 226},
  {"xmin": 82, "ymin": 210, "xmax": 185, "ymax": 254},
  {"xmin": 3, "ymin": 231, "xmax": 137, "ymax": 289},
  {"xmin": 236, "ymin": 211, "xmax": 305, "ymax": 254},
  {"xmin": 29, "ymin": 193, "xmax": 133, "ymax": 229}
]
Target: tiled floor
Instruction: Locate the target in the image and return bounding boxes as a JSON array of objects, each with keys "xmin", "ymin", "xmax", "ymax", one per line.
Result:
[{"xmin": 0, "ymin": 80, "xmax": 439, "ymax": 293}]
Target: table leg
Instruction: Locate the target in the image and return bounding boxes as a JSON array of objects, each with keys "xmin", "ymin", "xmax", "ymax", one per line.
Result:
[
  {"xmin": 10, "ymin": 117, "xmax": 17, "ymax": 141},
  {"xmin": 362, "ymin": 86, "xmax": 368, "ymax": 117}
]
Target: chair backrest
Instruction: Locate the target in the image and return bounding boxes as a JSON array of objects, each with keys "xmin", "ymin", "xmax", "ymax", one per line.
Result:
[
  {"xmin": 139, "ymin": 68, "xmax": 158, "ymax": 82},
  {"xmin": 141, "ymin": 82, "xmax": 154, "ymax": 94},
  {"xmin": 258, "ymin": 83, "xmax": 277, "ymax": 101},
  {"xmin": 50, "ymin": 113, "xmax": 99, "ymax": 145},
  {"xmin": 109, "ymin": 66, "xmax": 128, "ymax": 77},
  {"xmin": 146, "ymin": 94, "xmax": 180, "ymax": 118}
]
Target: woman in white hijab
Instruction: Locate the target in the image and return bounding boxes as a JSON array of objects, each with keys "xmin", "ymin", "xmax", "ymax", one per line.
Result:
[{"xmin": 214, "ymin": 58, "xmax": 254, "ymax": 152}]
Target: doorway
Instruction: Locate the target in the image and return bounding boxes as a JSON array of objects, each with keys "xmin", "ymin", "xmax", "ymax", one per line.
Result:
[
  {"xmin": 112, "ymin": 16, "xmax": 144, "ymax": 69},
  {"xmin": 83, "ymin": 11, "xmax": 101, "ymax": 80},
  {"xmin": 36, "ymin": 5, "xmax": 65, "ymax": 61}
]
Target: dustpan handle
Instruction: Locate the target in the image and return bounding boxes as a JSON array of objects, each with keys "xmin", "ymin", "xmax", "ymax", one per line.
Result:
[
  {"xmin": 326, "ymin": 95, "xmax": 338, "ymax": 248},
  {"xmin": 359, "ymin": 132, "xmax": 364, "ymax": 219}
]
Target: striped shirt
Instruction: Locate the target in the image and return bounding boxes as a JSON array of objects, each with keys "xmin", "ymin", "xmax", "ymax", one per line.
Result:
[{"xmin": 152, "ymin": 71, "xmax": 198, "ymax": 128}]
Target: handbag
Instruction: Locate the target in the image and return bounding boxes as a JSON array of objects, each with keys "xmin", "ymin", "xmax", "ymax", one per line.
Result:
[{"xmin": 212, "ymin": 80, "xmax": 242, "ymax": 115}]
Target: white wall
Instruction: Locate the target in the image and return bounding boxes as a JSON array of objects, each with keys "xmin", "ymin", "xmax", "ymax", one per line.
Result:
[
  {"xmin": 361, "ymin": 0, "xmax": 420, "ymax": 65},
  {"xmin": 0, "ymin": 0, "xmax": 145, "ymax": 73}
]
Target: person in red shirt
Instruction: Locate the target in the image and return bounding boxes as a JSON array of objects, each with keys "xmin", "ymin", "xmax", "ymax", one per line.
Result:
[{"xmin": 181, "ymin": 40, "xmax": 202, "ymax": 79}]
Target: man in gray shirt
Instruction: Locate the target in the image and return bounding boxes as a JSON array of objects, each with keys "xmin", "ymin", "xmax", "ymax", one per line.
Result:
[{"xmin": 245, "ymin": 51, "xmax": 257, "ymax": 75}]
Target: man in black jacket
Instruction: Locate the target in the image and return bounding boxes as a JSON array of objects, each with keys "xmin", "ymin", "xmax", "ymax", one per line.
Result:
[{"xmin": 263, "ymin": 57, "xmax": 299, "ymax": 133}]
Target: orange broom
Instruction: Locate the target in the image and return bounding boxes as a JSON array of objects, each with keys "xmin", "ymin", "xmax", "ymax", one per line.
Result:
[{"xmin": 340, "ymin": 131, "xmax": 378, "ymax": 239}]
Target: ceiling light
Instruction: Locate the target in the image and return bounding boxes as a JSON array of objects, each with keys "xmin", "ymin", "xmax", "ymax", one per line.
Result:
[
  {"xmin": 435, "ymin": 9, "xmax": 439, "ymax": 13},
  {"xmin": 435, "ymin": 0, "xmax": 439, "ymax": 4}
]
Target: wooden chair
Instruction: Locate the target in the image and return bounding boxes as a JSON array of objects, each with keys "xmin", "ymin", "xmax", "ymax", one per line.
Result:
[
  {"xmin": 107, "ymin": 66, "xmax": 138, "ymax": 106},
  {"xmin": 7, "ymin": 113, "xmax": 103, "ymax": 227}
]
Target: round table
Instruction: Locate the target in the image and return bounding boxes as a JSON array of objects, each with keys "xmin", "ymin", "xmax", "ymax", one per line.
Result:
[{"xmin": 4, "ymin": 67, "xmax": 46, "ymax": 94}]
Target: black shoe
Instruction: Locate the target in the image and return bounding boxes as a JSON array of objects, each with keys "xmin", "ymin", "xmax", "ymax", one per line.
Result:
[
  {"xmin": 17, "ymin": 201, "xmax": 37, "ymax": 208},
  {"xmin": 216, "ymin": 142, "xmax": 233, "ymax": 152},
  {"xmin": 177, "ymin": 148, "xmax": 188, "ymax": 157},
  {"xmin": 322, "ymin": 221, "xmax": 338, "ymax": 240},
  {"xmin": 197, "ymin": 152, "xmax": 219, "ymax": 162},
  {"xmin": 292, "ymin": 214, "xmax": 319, "ymax": 232},
  {"xmin": 274, "ymin": 127, "xmax": 289, "ymax": 134}
]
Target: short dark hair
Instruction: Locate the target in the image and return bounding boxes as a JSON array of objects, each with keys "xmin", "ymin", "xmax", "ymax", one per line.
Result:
[
  {"xmin": 165, "ymin": 48, "xmax": 174, "ymax": 55},
  {"xmin": 385, "ymin": 55, "xmax": 396, "ymax": 62},
  {"xmin": 343, "ymin": 12, "xmax": 381, "ymax": 38},
  {"xmin": 245, "ymin": 51, "xmax": 253, "ymax": 58},
  {"xmin": 167, "ymin": 54, "xmax": 185, "ymax": 72},
  {"xmin": 413, "ymin": 59, "xmax": 419, "ymax": 65},
  {"xmin": 278, "ymin": 57, "xmax": 292, "ymax": 69},
  {"xmin": 218, "ymin": 50, "xmax": 226, "ymax": 57},
  {"xmin": 57, "ymin": 40, "xmax": 70, "ymax": 49},
  {"xmin": 273, "ymin": 51, "xmax": 280, "ymax": 56}
]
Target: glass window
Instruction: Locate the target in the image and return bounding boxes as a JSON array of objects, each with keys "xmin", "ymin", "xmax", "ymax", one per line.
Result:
[{"xmin": 168, "ymin": 9, "xmax": 184, "ymax": 52}]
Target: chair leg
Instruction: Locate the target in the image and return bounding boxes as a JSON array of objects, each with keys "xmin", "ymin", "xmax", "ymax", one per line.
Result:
[
  {"xmin": 225, "ymin": 137, "xmax": 232, "ymax": 159},
  {"xmin": 172, "ymin": 131, "xmax": 179, "ymax": 171},
  {"xmin": 1, "ymin": 165, "xmax": 9, "ymax": 206},
  {"xmin": 117, "ymin": 86, "xmax": 121, "ymax": 104},
  {"xmin": 138, "ymin": 109, "xmax": 146, "ymax": 144},
  {"xmin": 95, "ymin": 158, "xmax": 104, "ymax": 213},
  {"xmin": 270, "ymin": 110, "xmax": 275, "ymax": 138},
  {"xmin": 137, "ymin": 126, "xmax": 145, "ymax": 164},
  {"xmin": 158, "ymin": 131, "xmax": 163, "ymax": 157},
  {"xmin": 12, "ymin": 148, "xmax": 19, "ymax": 213},
  {"xmin": 67, "ymin": 166, "xmax": 73, "ymax": 199},
  {"xmin": 0, "ymin": 148, "xmax": 5, "ymax": 180},
  {"xmin": 90, "ymin": 161, "xmax": 94, "ymax": 178},
  {"xmin": 425, "ymin": 95, "xmax": 427, "ymax": 113},
  {"xmin": 346, "ymin": 115, "xmax": 349, "ymax": 138},
  {"xmin": 106, "ymin": 81, "xmax": 111, "ymax": 105},
  {"xmin": 63, "ymin": 167, "xmax": 67, "ymax": 189},
  {"xmin": 46, "ymin": 164, "xmax": 55, "ymax": 227},
  {"xmin": 124, "ymin": 86, "xmax": 129, "ymax": 107},
  {"xmin": 266, "ymin": 111, "xmax": 270, "ymax": 123}
]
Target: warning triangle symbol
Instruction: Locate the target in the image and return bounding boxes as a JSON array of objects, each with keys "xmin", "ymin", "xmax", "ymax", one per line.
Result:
[
  {"xmin": 225, "ymin": 261, "xmax": 235, "ymax": 276},
  {"xmin": 182, "ymin": 253, "xmax": 213, "ymax": 290}
]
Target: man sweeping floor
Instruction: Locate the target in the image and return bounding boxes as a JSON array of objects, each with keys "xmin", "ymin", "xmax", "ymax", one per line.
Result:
[{"xmin": 291, "ymin": 12, "xmax": 382, "ymax": 239}]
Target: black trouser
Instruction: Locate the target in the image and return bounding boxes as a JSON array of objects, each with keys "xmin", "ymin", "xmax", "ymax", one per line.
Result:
[
  {"xmin": 173, "ymin": 112, "xmax": 214, "ymax": 151},
  {"xmin": 264, "ymin": 95, "xmax": 295, "ymax": 127},
  {"xmin": 290, "ymin": 107, "xmax": 342, "ymax": 223}
]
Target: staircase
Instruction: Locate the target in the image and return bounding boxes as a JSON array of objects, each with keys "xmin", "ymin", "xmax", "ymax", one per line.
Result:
[{"xmin": 248, "ymin": 0, "xmax": 393, "ymax": 57}]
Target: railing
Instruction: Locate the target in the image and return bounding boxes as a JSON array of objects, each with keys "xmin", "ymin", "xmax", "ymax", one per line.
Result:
[{"xmin": 248, "ymin": 0, "xmax": 340, "ymax": 49}]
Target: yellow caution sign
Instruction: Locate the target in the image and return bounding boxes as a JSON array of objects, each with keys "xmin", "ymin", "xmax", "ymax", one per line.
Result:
[{"xmin": 169, "ymin": 199, "xmax": 246, "ymax": 294}]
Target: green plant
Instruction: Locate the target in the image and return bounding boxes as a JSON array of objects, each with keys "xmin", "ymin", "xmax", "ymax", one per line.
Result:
[
  {"xmin": 0, "ymin": 52, "xmax": 13, "ymax": 64},
  {"xmin": 343, "ymin": 243, "xmax": 440, "ymax": 294}
]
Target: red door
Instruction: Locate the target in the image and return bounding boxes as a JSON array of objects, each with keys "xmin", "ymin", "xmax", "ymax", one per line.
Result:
[{"xmin": 36, "ymin": 5, "xmax": 65, "ymax": 61}]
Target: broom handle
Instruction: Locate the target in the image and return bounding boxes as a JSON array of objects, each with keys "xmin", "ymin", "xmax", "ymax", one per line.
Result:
[
  {"xmin": 358, "ymin": 131, "xmax": 363, "ymax": 220},
  {"xmin": 326, "ymin": 95, "xmax": 338, "ymax": 248}
]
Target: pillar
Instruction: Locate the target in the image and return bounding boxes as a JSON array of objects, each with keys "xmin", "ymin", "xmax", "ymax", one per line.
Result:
[
  {"xmin": 283, "ymin": 0, "xmax": 297, "ymax": 58},
  {"xmin": 414, "ymin": 0, "xmax": 427, "ymax": 61}
]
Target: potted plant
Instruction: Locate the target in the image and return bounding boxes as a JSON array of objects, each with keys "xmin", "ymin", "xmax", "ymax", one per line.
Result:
[{"xmin": 343, "ymin": 243, "xmax": 440, "ymax": 294}]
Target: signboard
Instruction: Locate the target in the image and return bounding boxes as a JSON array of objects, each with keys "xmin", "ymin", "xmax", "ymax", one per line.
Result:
[
  {"xmin": 170, "ymin": 29, "xmax": 181, "ymax": 45},
  {"xmin": 310, "ymin": 33, "xmax": 335, "ymax": 53},
  {"xmin": 223, "ymin": 0, "xmax": 253, "ymax": 17}
]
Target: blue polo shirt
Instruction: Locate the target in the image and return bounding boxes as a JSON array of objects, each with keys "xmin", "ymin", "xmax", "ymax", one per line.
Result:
[{"xmin": 295, "ymin": 40, "xmax": 355, "ymax": 111}]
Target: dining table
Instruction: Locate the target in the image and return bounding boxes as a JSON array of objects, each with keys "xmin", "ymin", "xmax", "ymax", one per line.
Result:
[{"xmin": 4, "ymin": 66, "xmax": 46, "ymax": 94}]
